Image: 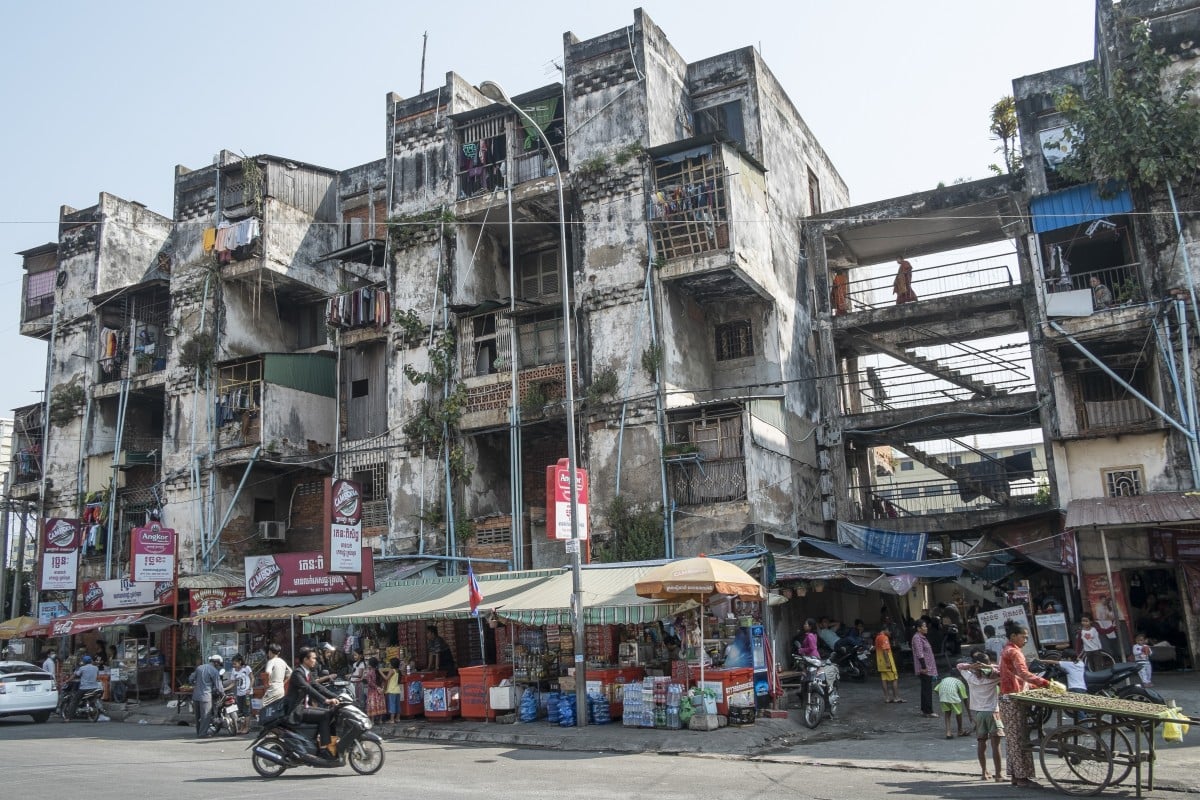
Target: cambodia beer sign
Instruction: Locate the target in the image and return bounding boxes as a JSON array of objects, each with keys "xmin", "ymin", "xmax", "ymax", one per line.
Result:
[
  {"xmin": 130, "ymin": 522, "xmax": 176, "ymax": 582},
  {"xmin": 324, "ymin": 477, "xmax": 363, "ymax": 574},
  {"xmin": 244, "ymin": 551, "xmax": 375, "ymax": 598},
  {"xmin": 545, "ymin": 458, "xmax": 589, "ymax": 540},
  {"xmin": 80, "ymin": 578, "xmax": 173, "ymax": 611},
  {"xmin": 40, "ymin": 517, "xmax": 80, "ymax": 591}
]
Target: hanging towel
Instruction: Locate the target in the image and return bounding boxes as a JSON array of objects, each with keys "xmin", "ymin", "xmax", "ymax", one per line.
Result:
[{"xmin": 202, "ymin": 227, "xmax": 217, "ymax": 252}]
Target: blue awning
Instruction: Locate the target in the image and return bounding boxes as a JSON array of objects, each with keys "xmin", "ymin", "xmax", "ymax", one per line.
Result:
[
  {"xmin": 800, "ymin": 537, "xmax": 962, "ymax": 579},
  {"xmin": 1030, "ymin": 183, "xmax": 1132, "ymax": 234}
]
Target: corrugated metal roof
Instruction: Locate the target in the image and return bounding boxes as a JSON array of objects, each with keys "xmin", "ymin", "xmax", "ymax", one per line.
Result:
[
  {"xmin": 186, "ymin": 592, "xmax": 356, "ymax": 624},
  {"xmin": 1030, "ymin": 183, "xmax": 1132, "ymax": 234},
  {"xmin": 264, "ymin": 353, "xmax": 336, "ymax": 397},
  {"xmin": 1065, "ymin": 492, "xmax": 1200, "ymax": 529},
  {"xmin": 178, "ymin": 570, "xmax": 244, "ymax": 590}
]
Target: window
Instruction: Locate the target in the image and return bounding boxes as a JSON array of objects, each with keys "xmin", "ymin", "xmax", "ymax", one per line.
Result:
[
  {"xmin": 715, "ymin": 320, "xmax": 753, "ymax": 361},
  {"xmin": 899, "ymin": 461, "xmax": 914, "ymax": 472},
  {"xmin": 518, "ymin": 249, "xmax": 560, "ymax": 300},
  {"xmin": 351, "ymin": 379, "xmax": 369, "ymax": 399},
  {"xmin": 350, "ymin": 463, "xmax": 388, "ymax": 528},
  {"xmin": 517, "ymin": 311, "xmax": 564, "ymax": 366},
  {"xmin": 650, "ymin": 146, "xmax": 729, "ymax": 261},
  {"xmin": 22, "ymin": 270, "xmax": 56, "ymax": 322},
  {"xmin": 694, "ymin": 100, "xmax": 745, "ymax": 148},
  {"xmin": 947, "ymin": 455, "xmax": 963, "ymax": 467},
  {"xmin": 470, "ymin": 313, "xmax": 499, "ymax": 376},
  {"xmin": 808, "ymin": 167, "xmax": 821, "ymax": 215},
  {"xmin": 457, "ymin": 114, "xmax": 508, "ymax": 199},
  {"xmin": 1102, "ymin": 466, "xmax": 1143, "ymax": 497}
]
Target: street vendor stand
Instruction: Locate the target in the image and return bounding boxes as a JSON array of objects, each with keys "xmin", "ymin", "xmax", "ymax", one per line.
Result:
[{"xmin": 1010, "ymin": 688, "xmax": 1197, "ymax": 797}]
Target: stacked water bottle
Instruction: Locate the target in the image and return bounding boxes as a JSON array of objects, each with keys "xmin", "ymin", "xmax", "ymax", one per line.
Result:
[
  {"xmin": 518, "ymin": 687, "xmax": 539, "ymax": 722},
  {"xmin": 545, "ymin": 690, "xmax": 561, "ymax": 724},
  {"xmin": 557, "ymin": 692, "xmax": 577, "ymax": 727},
  {"xmin": 587, "ymin": 691, "xmax": 611, "ymax": 724},
  {"xmin": 665, "ymin": 682, "xmax": 683, "ymax": 729}
]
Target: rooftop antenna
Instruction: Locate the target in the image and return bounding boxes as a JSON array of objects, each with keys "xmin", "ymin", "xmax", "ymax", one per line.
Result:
[{"xmin": 420, "ymin": 31, "xmax": 428, "ymax": 94}]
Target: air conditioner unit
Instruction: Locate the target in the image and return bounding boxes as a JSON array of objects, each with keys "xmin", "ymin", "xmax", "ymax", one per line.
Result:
[{"xmin": 258, "ymin": 521, "xmax": 287, "ymax": 541}]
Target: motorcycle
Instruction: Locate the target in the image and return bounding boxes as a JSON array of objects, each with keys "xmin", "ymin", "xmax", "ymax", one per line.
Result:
[
  {"xmin": 1032, "ymin": 658, "xmax": 1165, "ymax": 704},
  {"xmin": 208, "ymin": 694, "xmax": 241, "ymax": 737},
  {"xmin": 61, "ymin": 687, "xmax": 105, "ymax": 722},
  {"xmin": 248, "ymin": 685, "xmax": 384, "ymax": 778},
  {"xmin": 794, "ymin": 654, "xmax": 840, "ymax": 729},
  {"xmin": 831, "ymin": 639, "xmax": 872, "ymax": 682}
]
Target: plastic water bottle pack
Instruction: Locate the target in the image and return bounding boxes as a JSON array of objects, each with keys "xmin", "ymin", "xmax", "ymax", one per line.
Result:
[
  {"xmin": 518, "ymin": 687, "xmax": 539, "ymax": 723},
  {"xmin": 589, "ymin": 692, "xmax": 611, "ymax": 724},
  {"xmin": 558, "ymin": 693, "xmax": 577, "ymax": 727},
  {"xmin": 545, "ymin": 691, "xmax": 561, "ymax": 723}
]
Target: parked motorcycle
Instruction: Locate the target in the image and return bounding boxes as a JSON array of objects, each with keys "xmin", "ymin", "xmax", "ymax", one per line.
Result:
[
  {"xmin": 794, "ymin": 654, "xmax": 840, "ymax": 729},
  {"xmin": 831, "ymin": 639, "xmax": 873, "ymax": 682},
  {"xmin": 1032, "ymin": 658, "xmax": 1165, "ymax": 705},
  {"xmin": 60, "ymin": 688, "xmax": 105, "ymax": 722},
  {"xmin": 208, "ymin": 694, "xmax": 241, "ymax": 737},
  {"xmin": 248, "ymin": 685, "xmax": 384, "ymax": 778}
]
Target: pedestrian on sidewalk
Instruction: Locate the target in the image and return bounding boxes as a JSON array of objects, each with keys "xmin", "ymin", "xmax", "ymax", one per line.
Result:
[
  {"xmin": 911, "ymin": 620, "xmax": 938, "ymax": 717},
  {"xmin": 874, "ymin": 626, "xmax": 902, "ymax": 703},
  {"xmin": 385, "ymin": 657, "xmax": 403, "ymax": 723},
  {"xmin": 231, "ymin": 654, "xmax": 253, "ymax": 733},
  {"xmin": 934, "ymin": 672, "xmax": 968, "ymax": 738},
  {"xmin": 998, "ymin": 620, "xmax": 1051, "ymax": 789},
  {"xmin": 365, "ymin": 657, "xmax": 388, "ymax": 723},
  {"xmin": 957, "ymin": 649, "xmax": 1004, "ymax": 782},
  {"xmin": 262, "ymin": 643, "xmax": 291, "ymax": 706}
]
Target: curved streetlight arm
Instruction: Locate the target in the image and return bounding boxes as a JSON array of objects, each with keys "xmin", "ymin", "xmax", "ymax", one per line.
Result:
[{"xmin": 478, "ymin": 79, "xmax": 585, "ymax": 726}]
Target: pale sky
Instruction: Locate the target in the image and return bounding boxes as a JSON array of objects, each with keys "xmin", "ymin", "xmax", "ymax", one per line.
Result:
[{"xmin": 0, "ymin": 0, "xmax": 1097, "ymax": 419}]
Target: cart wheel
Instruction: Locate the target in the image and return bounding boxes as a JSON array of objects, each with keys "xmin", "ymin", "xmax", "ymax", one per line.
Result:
[
  {"xmin": 1039, "ymin": 725, "xmax": 1113, "ymax": 796},
  {"xmin": 1076, "ymin": 721, "xmax": 1134, "ymax": 786}
]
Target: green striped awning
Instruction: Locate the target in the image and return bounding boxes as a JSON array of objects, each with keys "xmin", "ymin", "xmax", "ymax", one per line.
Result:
[
  {"xmin": 495, "ymin": 564, "xmax": 688, "ymax": 626},
  {"xmin": 301, "ymin": 569, "xmax": 561, "ymax": 629}
]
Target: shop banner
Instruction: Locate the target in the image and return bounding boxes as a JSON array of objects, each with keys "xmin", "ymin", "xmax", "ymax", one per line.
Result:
[
  {"xmin": 324, "ymin": 478, "xmax": 363, "ymax": 574},
  {"xmin": 130, "ymin": 523, "xmax": 176, "ymax": 583},
  {"xmin": 37, "ymin": 599, "xmax": 72, "ymax": 625},
  {"xmin": 40, "ymin": 517, "xmax": 80, "ymax": 591},
  {"xmin": 1082, "ymin": 572, "xmax": 1131, "ymax": 644},
  {"xmin": 81, "ymin": 578, "xmax": 173, "ymax": 611},
  {"xmin": 977, "ymin": 606, "xmax": 1037, "ymax": 659},
  {"xmin": 546, "ymin": 458, "xmax": 589, "ymax": 540},
  {"xmin": 244, "ymin": 550, "xmax": 374, "ymax": 598},
  {"xmin": 189, "ymin": 587, "xmax": 246, "ymax": 616}
]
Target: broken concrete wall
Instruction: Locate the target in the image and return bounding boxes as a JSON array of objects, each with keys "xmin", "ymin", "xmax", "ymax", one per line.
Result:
[{"xmin": 93, "ymin": 193, "xmax": 172, "ymax": 297}]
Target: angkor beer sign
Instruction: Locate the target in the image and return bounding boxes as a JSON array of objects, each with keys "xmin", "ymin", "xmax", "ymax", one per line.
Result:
[
  {"xmin": 244, "ymin": 550, "xmax": 375, "ymax": 598},
  {"xmin": 324, "ymin": 478, "xmax": 363, "ymax": 574},
  {"xmin": 130, "ymin": 522, "xmax": 176, "ymax": 583},
  {"xmin": 545, "ymin": 459, "xmax": 589, "ymax": 540},
  {"xmin": 40, "ymin": 517, "xmax": 80, "ymax": 591}
]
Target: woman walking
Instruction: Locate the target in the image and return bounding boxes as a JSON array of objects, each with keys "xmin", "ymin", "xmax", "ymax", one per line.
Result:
[{"xmin": 997, "ymin": 620, "xmax": 1051, "ymax": 789}]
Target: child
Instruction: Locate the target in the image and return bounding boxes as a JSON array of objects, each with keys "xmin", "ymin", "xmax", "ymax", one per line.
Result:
[
  {"xmin": 934, "ymin": 671, "xmax": 969, "ymax": 739},
  {"xmin": 957, "ymin": 649, "xmax": 1004, "ymax": 782},
  {"xmin": 874, "ymin": 627, "xmax": 903, "ymax": 704},
  {"xmin": 1132, "ymin": 633, "xmax": 1153, "ymax": 687},
  {"xmin": 385, "ymin": 657, "xmax": 403, "ymax": 723},
  {"xmin": 1056, "ymin": 655, "xmax": 1090, "ymax": 723}
]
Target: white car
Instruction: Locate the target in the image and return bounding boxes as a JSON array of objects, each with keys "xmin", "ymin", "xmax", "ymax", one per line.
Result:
[{"xmin": 0, "ymin": 661, "xmax": 59, "ymax": 723}]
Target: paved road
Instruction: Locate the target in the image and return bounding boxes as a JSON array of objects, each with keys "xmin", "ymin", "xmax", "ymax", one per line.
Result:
[{"xmin": 0, "ymin": 718, "xmax": 1057, "ymax": 800}]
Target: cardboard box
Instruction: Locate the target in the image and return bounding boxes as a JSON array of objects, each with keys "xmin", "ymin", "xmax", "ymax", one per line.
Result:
[{"xmin": 558, "ymin": 676, "xmax": 576, "ymax": 691}]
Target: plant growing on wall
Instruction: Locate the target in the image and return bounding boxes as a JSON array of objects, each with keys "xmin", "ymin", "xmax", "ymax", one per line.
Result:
[
  {"xmin": 48, "ymin": 382, "xmax": 85, "ymax": 427},
  {"xmin": 387, "ymin": 209, "xmax": 457, "ymax": 251},
  {"xmin": 592, "ymin": 496, "xmax": 664, "ymax": 563},
  {"xmin": 1054, "ymin": 21, "xmax": 1200, "ymax": 192},
  {"xmin": 520, "ymin": 383, "xmax": 549, "ymax": 415},
  {"xmin": 240, "ymin": 155, "xmax": 264, "ymax": 217},
  {"xmin": 641, "ymin": 343, "xmax": 663, "ymax": 380},
  {"xmin": 178, "ymin": 331, "xmax": 216, "ymax": 372},
  {"xmin": 987, "ymin": 95, "xmax": 1022, "ymax": 175},
  {"xmin": 586, "ymin": 367, "xmax": 618, "ymax": 404},
  {"xmin": 393, "ymin": 308, "xmax": 426, "ymax": 343}
]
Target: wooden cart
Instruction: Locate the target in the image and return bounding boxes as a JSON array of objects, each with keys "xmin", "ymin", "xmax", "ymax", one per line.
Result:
[{"xmin": 1010, "ymin": 689, "xmax": 1195, "ymax": 797}]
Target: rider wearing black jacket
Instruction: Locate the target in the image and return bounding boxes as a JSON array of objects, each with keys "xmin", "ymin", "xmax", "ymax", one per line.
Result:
[{"xmin": 285, "ymin": 647, "xmax": 341, "ymax": 756}]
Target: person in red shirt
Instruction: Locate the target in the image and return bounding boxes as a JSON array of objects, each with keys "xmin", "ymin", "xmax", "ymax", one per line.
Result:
[{"xmin": 997, "ymin": 620, "xmax": 1050, "ymax": 789}]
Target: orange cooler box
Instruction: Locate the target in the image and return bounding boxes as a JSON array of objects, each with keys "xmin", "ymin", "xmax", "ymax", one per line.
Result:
[
  {"xmin": 585, "ymin": 667, "xmax": 645, "ymax": 717},
  {"xmin": 458, "ymin": 665, "xmax": 514, "ymax": 721},
  {"xmin": 423, "ymin": 679, "xmax": 461, "ymax": 720},
  {"xmin": 697, "ymin": 667, "xmax": 754, "ymax": 715},
  {"xmin": 401, "ymin": 671, "xmax": 443, "ymax": 717}
]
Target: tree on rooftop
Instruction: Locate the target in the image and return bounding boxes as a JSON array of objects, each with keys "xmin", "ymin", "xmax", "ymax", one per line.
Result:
[{"xmin": 988, "ymin": 95, "xmax": 1021, "ymax": 175}]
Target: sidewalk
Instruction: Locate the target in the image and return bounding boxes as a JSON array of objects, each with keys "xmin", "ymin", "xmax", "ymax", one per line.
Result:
[{"xmin": 110, "ymin": 672, "xmax": 1200, "ymax": 791}]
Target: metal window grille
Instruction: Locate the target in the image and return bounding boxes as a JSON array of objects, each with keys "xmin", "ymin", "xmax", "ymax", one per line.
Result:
[
  {"xmin": 1102, "ymin": 467, "xmax": 1142, "ymax": 497},
  {"xmin": 715, "ymin": 320, "xmax": 753, "ymax": 361}
]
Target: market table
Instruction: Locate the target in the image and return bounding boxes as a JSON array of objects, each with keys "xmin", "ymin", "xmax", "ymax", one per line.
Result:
[{"xmin": 1009, "ymin": 688, "xmax": 1196, "ymax": 797}]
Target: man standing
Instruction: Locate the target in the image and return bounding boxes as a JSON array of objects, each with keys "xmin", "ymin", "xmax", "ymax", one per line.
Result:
[
  {"xmin": 231, "ymin": 654, "xmax": 253, "ymax": 733},
  {"xmin": 285, "ymin": 647, "xmax": 341, "ymax": 758},
  {"xmin": 41, "ymin": 650, "xmax": 57, "ymax": 677},
  {"xmin": 424, "ymin": 625, "xmax": 457, "ymax": 676},
  {"xmin": 190, "ymin": 654, "xmax": 225, "ymax": 737},
  {"xmin": 262, "ymin": 643, "xmax": 291, "ymax": 705},
  {"xmin": 912, "ymin": 620, "xmax": 938, "ymax": 718}
]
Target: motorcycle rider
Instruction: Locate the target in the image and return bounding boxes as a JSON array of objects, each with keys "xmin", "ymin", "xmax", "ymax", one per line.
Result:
[
  {"xmin": 285, "ymin": 646, "xmax": 341, "ymax": 758},
  {"xmin": 65, "ymin": 654, "xmax": 101, "ymax": 720},
  {"xmin": 190, "ymin": 654, "xmax": 226, "ymax": 738}
]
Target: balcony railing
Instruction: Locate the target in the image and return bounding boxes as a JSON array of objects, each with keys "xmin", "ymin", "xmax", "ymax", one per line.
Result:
[
  {"xmin": 838, "ymin": 252, "xmax": 1015, "ymax": 314},
  {"xmin": 1043, "ymin": 262, "xmax": 1144, "ymax": 309},
  {"xmin": 1082, "ymin": 398, "xmax": 1155, "ymax": 432},
  {"xmin": 667, "ymin": 456, "xmax": 746, "ymax": 505},
  {"xmin": 456, "ymin": 107, "xmax": 566, "ymax": 200},
  {"xmin": 850, "ymin": 470, "xmax": 1050, "ymax": 519}
]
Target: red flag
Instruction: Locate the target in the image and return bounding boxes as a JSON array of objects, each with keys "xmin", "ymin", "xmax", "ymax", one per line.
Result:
[{"xmin": 468, "ymin": 564, "xmax": 483, "ymax": 617}]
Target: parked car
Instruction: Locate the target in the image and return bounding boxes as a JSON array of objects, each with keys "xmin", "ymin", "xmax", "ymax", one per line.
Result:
[{"xmin": 0, "ymin": 661, "xmax": 59, "ymax": 723}]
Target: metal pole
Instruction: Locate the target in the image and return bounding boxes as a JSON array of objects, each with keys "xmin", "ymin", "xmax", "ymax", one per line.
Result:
[
  {"xmin": 1098, "ymin": 527, "xmax": 1127, "ymax": 659},
  {"xmin": 476, "ymin": 81, "xmax": 587, "ymax": 726},
  {"xmin": 0, "ymin": 497, "xmax": 12, "ymax": 618},
  {"xmin": 11, "ymin": 504, "xmax": 30, "ymax": 618}
]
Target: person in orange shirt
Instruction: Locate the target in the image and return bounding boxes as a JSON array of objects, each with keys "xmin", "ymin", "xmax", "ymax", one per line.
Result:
[
  {"xmin": 874, "ymin": 626, "xmax": 902, "ymax": 704},
  {"xmin": 997, "ymin": 620, "xmax": 1051, "ymax": 789}
]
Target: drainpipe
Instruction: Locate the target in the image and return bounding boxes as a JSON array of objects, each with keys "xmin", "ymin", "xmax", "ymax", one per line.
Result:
[
  {"xmin": 104, "ymin": 378, "xmax": 130, "ymax": 579},
  {"xmin": 644, "ymin": 250, "xmax": 672, "ymax": 560},
  {"xmin": 506, "ymin": 185, "xmax": 524, "ymax": 570},
  {"xmin": 1165, "ymin": 180, "xmax": 1200, "ymax": 335},
  {"xmin": 1178, "ymin": 299, "xmax": 1200, "ymax": 489}
]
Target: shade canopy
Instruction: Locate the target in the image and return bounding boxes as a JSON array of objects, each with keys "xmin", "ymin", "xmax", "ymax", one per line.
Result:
[
  {"xmin": 0, "ymin": 615, "xmax": 39, "ymax": 638},
  {"xmin": 634, "ymin": 556, "xmax": 765, "ymax": 602}
]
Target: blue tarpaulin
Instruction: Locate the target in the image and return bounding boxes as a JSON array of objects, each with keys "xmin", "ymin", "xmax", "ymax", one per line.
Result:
[
  {"xmin": 1030, "ymin": 183, "xmax": 1132, "ymax": 234},
  {"xmin": 801, "ymin": 536, "xmax": 962, "ymax": 579}
]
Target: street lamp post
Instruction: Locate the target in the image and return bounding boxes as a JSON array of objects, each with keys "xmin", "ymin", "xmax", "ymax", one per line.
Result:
[{"xmin": 478, "ymin": 80, "xmax": 587, "ymax": 726}]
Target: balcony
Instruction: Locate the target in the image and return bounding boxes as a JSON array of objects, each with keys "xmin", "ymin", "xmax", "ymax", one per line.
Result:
[
  {"xmin": 650, "ymin": 140, "xmax": 772, "ymax": 305},
  {"xmin": 19, "ymin": 242, "xmax": 58, "ymax": 338},
  {"xmin": 214, "ymin": 353, "xmax": 336, "ymax": 460},
  {"xmin": 455, "ymin": 92, "xmax": 566, "ymax": 202}
]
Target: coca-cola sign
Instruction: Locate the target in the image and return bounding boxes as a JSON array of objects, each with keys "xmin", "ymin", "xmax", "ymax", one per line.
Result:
[
  {"xmin": 40, "ymin": 518, "xmax": 80, "ymax": 591},
  {"xmin": 130, "ymin": 524, "xmax": 176, "ymax": 583},
  {"xmin": 244, "ymin": 550, "xmax": 374, "ymax": 597}
]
